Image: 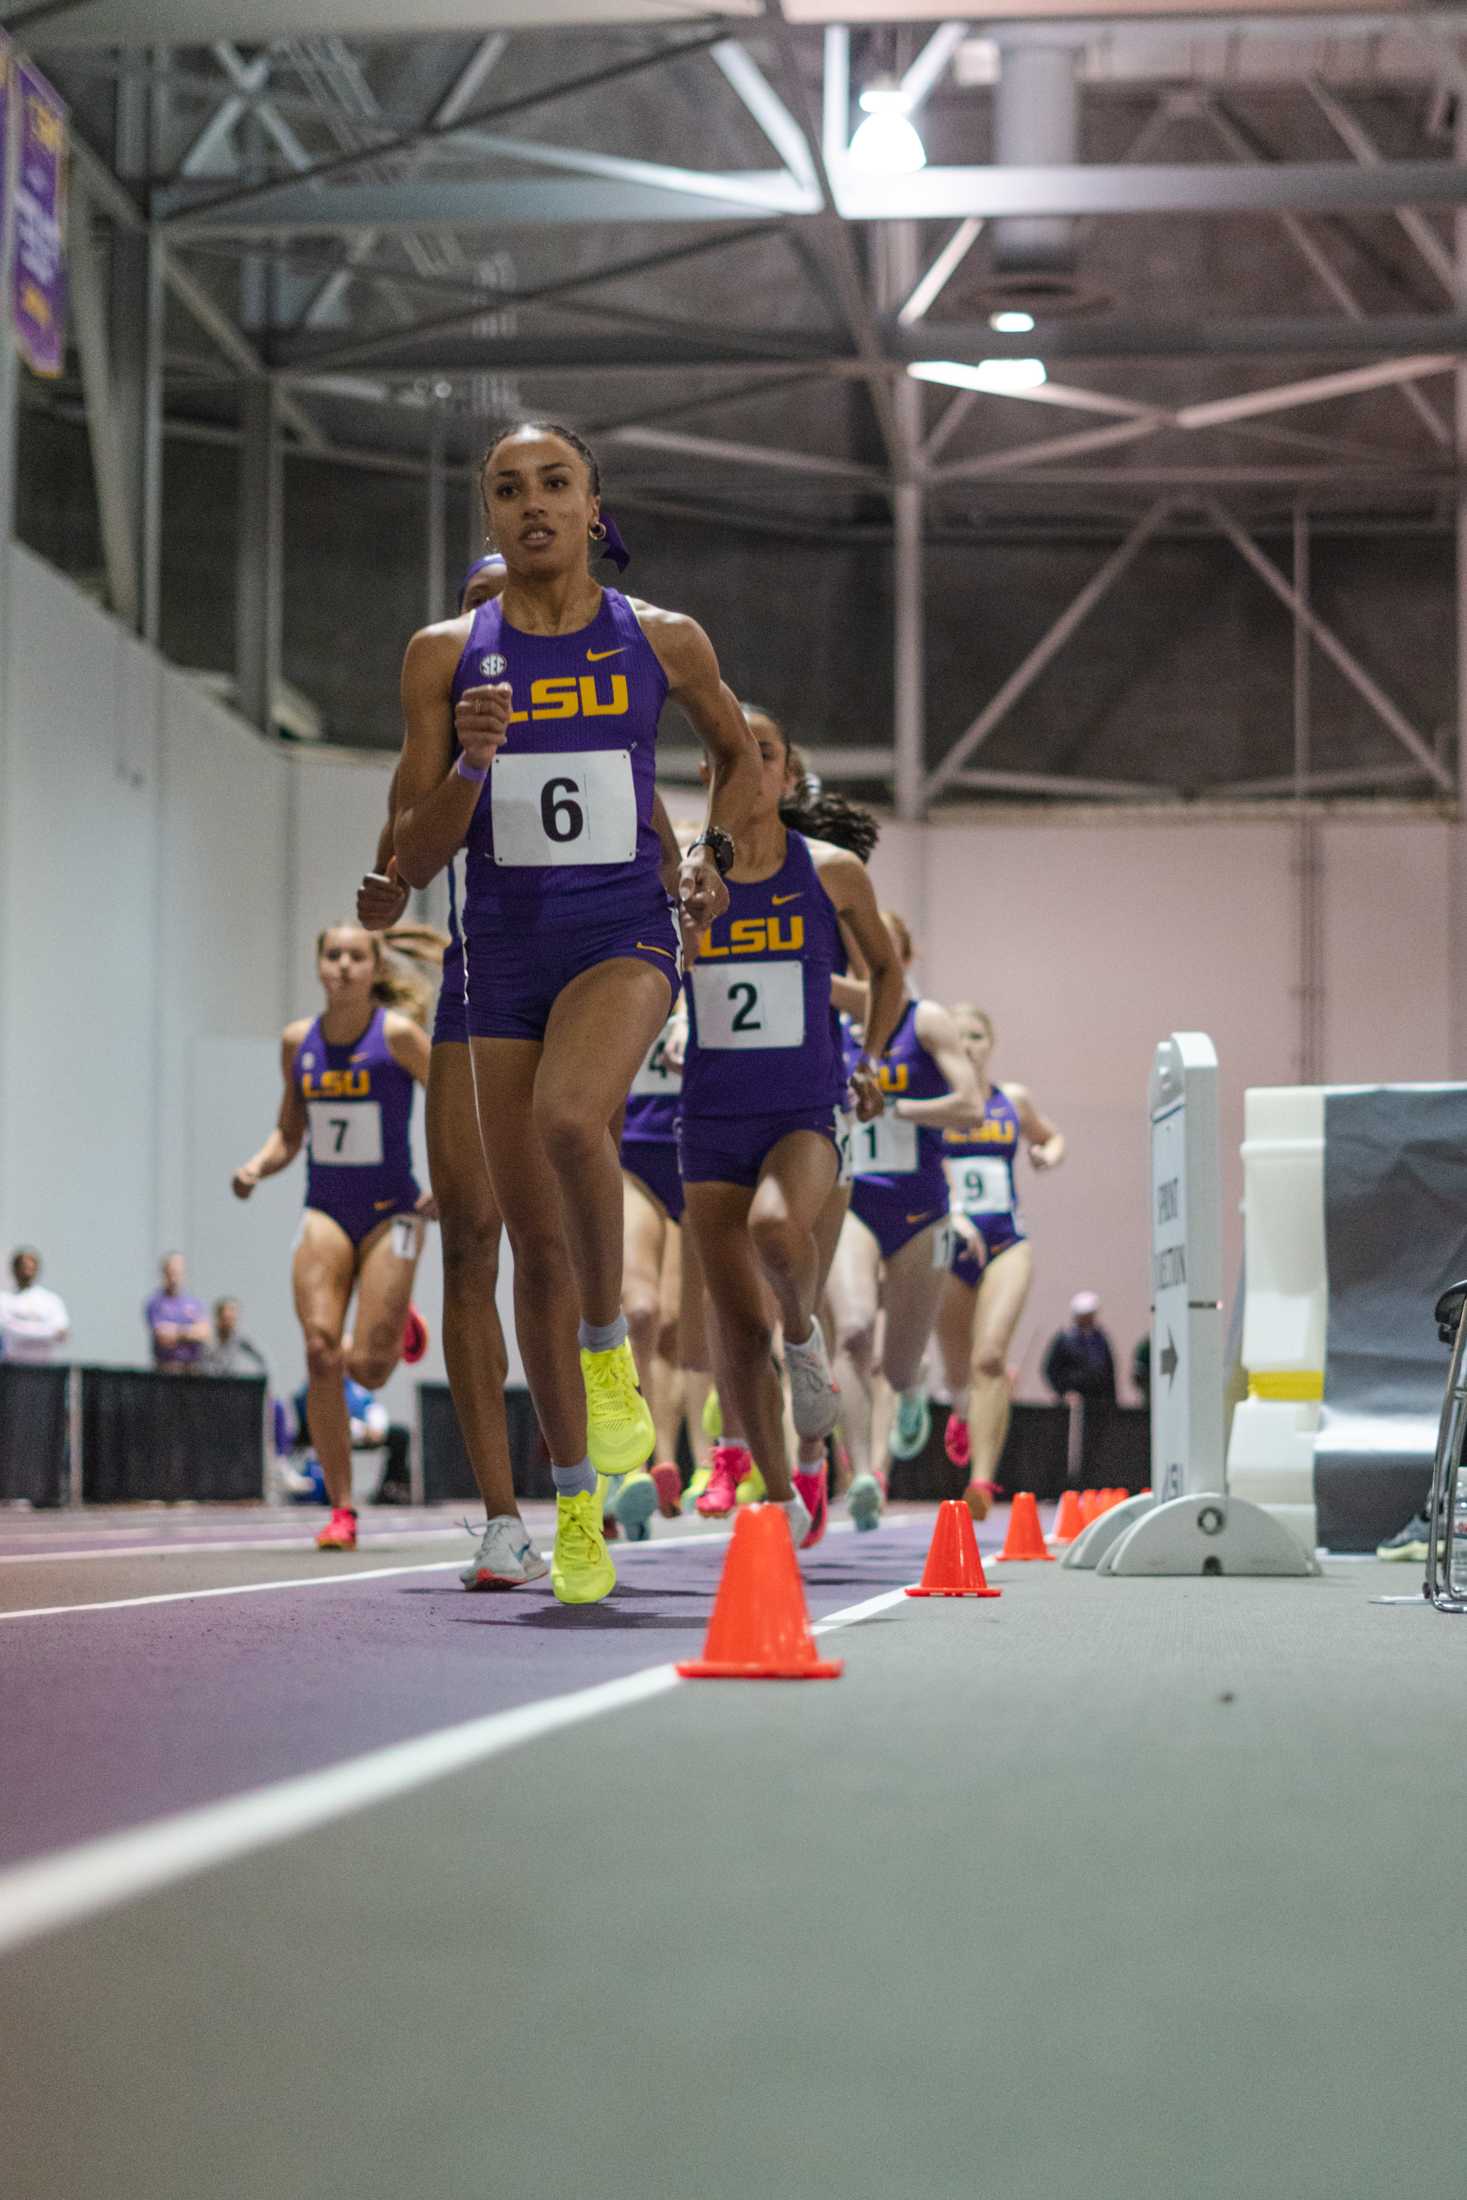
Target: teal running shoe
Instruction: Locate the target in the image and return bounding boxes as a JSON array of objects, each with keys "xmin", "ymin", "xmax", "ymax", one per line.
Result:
[{"xmin": 889, "ymin": 1388, "xmax": 931, "ymax": 1461}]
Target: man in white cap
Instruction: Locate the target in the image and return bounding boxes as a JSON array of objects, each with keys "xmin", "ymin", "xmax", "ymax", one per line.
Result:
[{"xmin": 1042, "ymin": 1290, "xmax": 1117, "ymax": 1404}]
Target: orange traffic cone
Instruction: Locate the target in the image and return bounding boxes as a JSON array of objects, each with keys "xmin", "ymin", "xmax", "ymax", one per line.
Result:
[
  {"xmin": 998, "ymin": 1490, "xmax": 1054, "ymax": 1562},
  {"xmin": 677, "ymin": 1505, "xmax": 843, "ymax": 1680},
  {"xmin": 1051, "ymin": 1488, "xmax": 1085, "ymax": 1544},
  {"xmin": 906, "ymin": 1500, "xmax": 1001, "ymax": 1599},
  {"xmin": 1079, "ymin": 1489, "xmax": 1101, "ymax": 1529},
  {"xmin": 1104, "ymin": 1487, "xmax": 1126, "ymax": 1512}
]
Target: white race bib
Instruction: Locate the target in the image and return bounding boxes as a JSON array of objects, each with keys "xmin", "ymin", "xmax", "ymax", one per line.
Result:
[
  {"xmin": 308, "ymin": 1100, "xmax": 383, "ymax": 1168},
  {"xmin": 631, "ymin": 1030, "xmax": 680, "ymax": 1097},
  {"xmin": 490, "ymin": 749, "xmax": 637, "ymax": 867},
  {"xmin": 691, "ymin": 962, "xmax": 804, "ymax": 1050},
  {"xmin": 853, "ymin": 1110, "xmax": 919, "ymax": 1176},
  {"xmin": 946, "ymin": 1154, "xmax": 1013, "ymax": 1216}
]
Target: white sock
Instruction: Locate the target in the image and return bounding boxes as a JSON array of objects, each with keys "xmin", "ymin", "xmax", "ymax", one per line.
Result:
[{"xmin": 785, "ymin": 1320, "xmax": 824, "ymax": 1360}]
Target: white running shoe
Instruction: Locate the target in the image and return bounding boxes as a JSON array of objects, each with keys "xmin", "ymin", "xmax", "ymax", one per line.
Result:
[
  {"xmin": 780, "ymin": 1491, "xmax": 813, "ymax": 1549},
  {"xmin": 460, "ymin": 1515, "xmax": 550, "ymax": 1591},
  {"xmin": 784, "ymin": 1318, "xmax": 840, "ymax": 1442}
]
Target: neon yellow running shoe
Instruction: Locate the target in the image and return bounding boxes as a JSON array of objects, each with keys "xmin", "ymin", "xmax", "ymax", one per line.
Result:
[
  {"xmin": 581, "ymin": 1339, "xmax": 655, "ymax": 1480},
  {"xmin": 683, "ymin": 1464, "xmax": 712, "ymax": 1512},
  {"xmin": 700, "ymin": 1387, "xmax": 723, "ymax": 1442},
  {"xmin": 551, "ymin": 1486, "xmax": 616, "ymax": 1605},
  {"xmin": 735, "ymin": 1461, "xmax": 767, "ymax": 1506}
]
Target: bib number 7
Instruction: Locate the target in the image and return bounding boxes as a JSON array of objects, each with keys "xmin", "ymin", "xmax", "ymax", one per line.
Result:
[{"xmin": 490, "ymin": 750, "xmax": 638, "ymax": 867}]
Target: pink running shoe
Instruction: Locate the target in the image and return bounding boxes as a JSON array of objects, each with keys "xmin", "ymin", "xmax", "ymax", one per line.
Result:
[
  {"xmin": 316, "ymin": 1506, "xmax": 357, "ymax": 1551},
  {"xmin": 944, "ymin": 1412, "xmax": 971, "ymax": 1471},
  {"xmin": 697, "ymin": 1444, "xmax": 747, "ymax": 1517},
  {"xmin": 649, "ymin": 1462, "xmax": 683, "ymax": 1519},
  {"xmin": 792, "ymin": 1461, "xmax": 829, "ymax": 1548}
]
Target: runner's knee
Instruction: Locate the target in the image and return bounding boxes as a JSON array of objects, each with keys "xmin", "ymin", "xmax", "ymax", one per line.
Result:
[
  {"xmin": 305, "ymin": 1327, "xmax": 344, "ymax": 1383},
  {"xmin": 533, "ymin": 1093, "xmax": 602, "ymax": 1178},
  {"xmin": 749, "ymin": 1209, "xmax": 803, "ymax": 1280},
  {"xmin": 439, "ymin": 1206, "xmax": 501, "ymax": 1297},
  {"xmin": 974, "ymin": 1344, "xmax": 1006, "ymax": 1383}
]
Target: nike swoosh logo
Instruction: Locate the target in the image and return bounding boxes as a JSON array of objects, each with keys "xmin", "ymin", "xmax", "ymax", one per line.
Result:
[
  {"xmin": 587, "ymin": 647, "xmax": 625, "ymax": 662},
  {"xmin": 771, "ymin": 892, "xmax": 803, "ymax": 906},
  {"xmin": 373, "ymin": 1198, "xmax": 395, "ymax": 1211},
  {"xmin": 636, "ymin": 942, "xmax": 675, "ymax": 961}
]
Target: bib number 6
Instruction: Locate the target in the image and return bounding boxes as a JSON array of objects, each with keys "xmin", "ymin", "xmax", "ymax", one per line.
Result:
[{"xmin": 540, "ymin": 776, "xmax": 585, "ymax": 846}]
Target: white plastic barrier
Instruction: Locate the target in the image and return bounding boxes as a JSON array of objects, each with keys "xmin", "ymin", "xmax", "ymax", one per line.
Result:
[
  {"xmin": 1067, "ymin": 1036, "xmax": 1315, "ymax": 1577},
  {"xmin": 1224, "ymin": 1086, "xmax": 1327, "ymax": 1553}
]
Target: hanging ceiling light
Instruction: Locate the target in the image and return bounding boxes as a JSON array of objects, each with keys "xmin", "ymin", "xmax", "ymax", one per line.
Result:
[
  {"xmin": 849, "ymin": 74, "xmax": 927, "ymax": 178},
  {"xmin": 908, "ymin": 358, "xmax": 1049, "ymax": 395},
  {"xmin": 988, "ymin": 309, "xmax": 1036, "ymax": 334}
]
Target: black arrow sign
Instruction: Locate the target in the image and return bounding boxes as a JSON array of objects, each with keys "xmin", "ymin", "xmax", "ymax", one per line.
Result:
[{"xmin": 1160, "ymin": 1329, "xmax": 1179, "ymax": 1388}]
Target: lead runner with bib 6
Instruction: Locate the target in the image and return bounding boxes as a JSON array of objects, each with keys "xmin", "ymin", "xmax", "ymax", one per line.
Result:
[{"xmin": 394, "ymin": 422, "xmax": 752, "ymax": 1607}]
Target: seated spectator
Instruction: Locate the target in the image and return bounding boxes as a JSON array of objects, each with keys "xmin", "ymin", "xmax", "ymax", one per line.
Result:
[
  {"xmin": 1132, "ymin": 1334, "xmax": 1151, "ymax": 1405},
  {"xmin": 0, "ymin": 1246, "xmax": 70, "ymax": 1363},
  {"xmin": 201, "ymin": 1297, "xmax": 267, "ymax": 1379},
  {"xmin": 1043, "ymin": 1291, "xmax": 1117, "ymax": 1404},
  {"xmin": 146, "ymin": 1252, "xmax": 210, "ymax": 1373}
]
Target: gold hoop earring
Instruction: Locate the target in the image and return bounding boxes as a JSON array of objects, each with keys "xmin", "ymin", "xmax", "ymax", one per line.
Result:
[{"xmin": 589, "ymin": 520, "xmax": 607, "ymax": 543}]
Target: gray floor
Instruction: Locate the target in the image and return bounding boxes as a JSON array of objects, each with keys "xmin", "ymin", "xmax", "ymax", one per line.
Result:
[{"xmin": 2, "ymin": 1552, "xmax": 1456, "ymax": 2200}]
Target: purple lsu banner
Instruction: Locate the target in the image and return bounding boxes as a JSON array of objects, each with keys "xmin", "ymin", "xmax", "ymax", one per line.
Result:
[{"xmin": 13, "ymin": 59, "xmax": 67, "ymax": 379}]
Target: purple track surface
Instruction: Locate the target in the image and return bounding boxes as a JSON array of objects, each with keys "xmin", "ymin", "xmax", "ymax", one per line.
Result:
[{"xmin": 0, "ymin": 1507, "xmax": 994, "ymax": 1872}]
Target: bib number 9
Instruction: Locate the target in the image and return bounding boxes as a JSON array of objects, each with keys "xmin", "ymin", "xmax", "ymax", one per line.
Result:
[{"xmin": 946, "ymin": 1156, "xmax": 1012, "ymax": 1216}]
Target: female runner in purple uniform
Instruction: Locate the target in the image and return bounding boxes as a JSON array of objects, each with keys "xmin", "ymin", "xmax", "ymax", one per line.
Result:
[
  {"xmin": 935, "ymin": 1004, "xmax": 1066, "ymax": 1518},
  {"xmin": 358, "ymin": 552, "xmax": 555, "ymax": 1590},
  {"xmin": 678, "ymin": 711, "xmax": 903, "ymax": 1548},
  {"xmin": 232, "ymin": 924, "xmax": 434, "ymax": 1551},
  {"xmin": 395, "ymin": 423, "xmax": 749, "ymax": 1606},
  {"xmin": 828, "ymin": 912, "xmax": 979, "ymax": 1531}
]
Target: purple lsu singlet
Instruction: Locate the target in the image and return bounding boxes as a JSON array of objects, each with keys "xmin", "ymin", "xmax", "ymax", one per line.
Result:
[
  {"xmin": 943, "ymin": 1084, "xmax": 1023, "ymax": 1231},
  {"xmin": 845, "ymin": 998, "xmax": 951, "ymax": 1208},
  {"xmin": 295, "ymin": 1006, "xmax": 420, "ymax": 1244},
  {"xmin": 680, "ymin": 831, "xmax": 845, "ymax": 1120},
  {"xmin": 455, "ymin": 588, "xmax": 666, "ymax": 934}
]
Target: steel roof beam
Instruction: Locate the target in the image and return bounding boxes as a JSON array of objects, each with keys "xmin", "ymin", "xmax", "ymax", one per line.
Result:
[{"xmin": 158, "ymin": 29, "xmax": 733, "ymax": 224}]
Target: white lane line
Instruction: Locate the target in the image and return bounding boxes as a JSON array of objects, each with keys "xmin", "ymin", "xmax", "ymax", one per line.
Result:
[
  {"xmin": 0, "ymin": 1518, "xmax": 861, "ymax": 1623},
  {"xmin": 0, "ymin": 1529, "xmax": 472, "ymax": 1567},
  {"xmin": 0, "ymin": 1573, "xmax": 904, "ymax": 1957}
]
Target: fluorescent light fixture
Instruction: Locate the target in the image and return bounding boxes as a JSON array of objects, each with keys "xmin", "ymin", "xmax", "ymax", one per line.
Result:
[
  {"xmin": 858, "ymin": 73, "xmax": 909, "ymax": 115},
  {"xmin": 849, "ymin": 108, "xmax": 926, "ymax": 176},
  {"xmin": 850, "ymin": 72, "xmax": 926, "ymax": 175},
  {"xmin": 909, "ymin": 358, "xmax": 1049, "ymax": 395},
  {"xmin": 989, "ymin": 309, "xmax": 1036, "ymax": 334}
]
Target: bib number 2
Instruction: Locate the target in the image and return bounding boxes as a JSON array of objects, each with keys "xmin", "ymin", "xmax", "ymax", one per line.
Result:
[
  {"xmin": 491, "ymin": 750, "xmax": 637, "ymax": 867},
  {"xmin": 691, "ymin": 962, "xmax": 805, "ymax": 1050}
]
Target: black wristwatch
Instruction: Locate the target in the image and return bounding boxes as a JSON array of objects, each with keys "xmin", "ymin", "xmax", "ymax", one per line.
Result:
[{"xmin": 690, "ymin": 826, "xmax": 735, "ymax": 878}]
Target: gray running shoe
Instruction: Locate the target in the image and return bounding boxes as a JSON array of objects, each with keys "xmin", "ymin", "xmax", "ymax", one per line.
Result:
[
  {"xmin": 460, "ymin": 1515, "xmax": 550, "ymax": 1590},
  {"xmin": 1376, "ymin": 1509, "xmax": 1432, "ymax": 1563},
  {"xmin": 848, "ymin": 1473, "xmax": 884, "ymax": 1533},
  {"xmin": 785, "ymin": 1318, "xmax": 840, "ymax": 1442}
]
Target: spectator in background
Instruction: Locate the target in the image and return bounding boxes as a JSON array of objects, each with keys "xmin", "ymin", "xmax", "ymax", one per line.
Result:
[
  {"xmin": 146, "ymin": 1252, "xmax": 210, "ymax": 1373},
  {"xmin": 1043, "ymin": 1291, "xmax": 1117, "ymax": 1405},
  {"xmin": 0, "ymin": 1246, "xmax": 70, "ymax": 1363},
  {"xmin": 201, "ymin": 1297, "xmax": 267, "ymax": 1379},
  {"xmin": 1132, "ymin": 1334, "xmax": 1151, "ymax": 1406}
]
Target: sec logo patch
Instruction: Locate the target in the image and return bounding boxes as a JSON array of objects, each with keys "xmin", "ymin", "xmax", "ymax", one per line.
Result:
[{"xmin": 480, "ymin": 653, "xmax": 507, "ymax": 678}]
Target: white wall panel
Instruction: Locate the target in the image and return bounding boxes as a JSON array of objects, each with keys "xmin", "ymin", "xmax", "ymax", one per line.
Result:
[{"xmin": 0, "ymin": 547, "xmax": 160, "ymax": 1366}]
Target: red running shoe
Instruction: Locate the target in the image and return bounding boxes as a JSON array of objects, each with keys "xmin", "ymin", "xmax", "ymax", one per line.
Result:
[
  {"xmin": 316, "ymin": 1506, "xmax": 358, "ymax": 1551},
  {"xmin": 402, "ymin": 1305, "xmax": 430, "ymax": 1365},
  {"xmin": 792, "ymin": 1461, "xmax": 829, "ymax": 1548},
  {"xmin": 696, "ymin": 1444, "xmax": 747, "ymax": 1517},
  {"xmin": 649, "ymin": 1462, "xmax": 683, "ymax": 1519},
  {"xmin": 944, "ymin": 1412, "xmax": 971, "ymax": 1471}
]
